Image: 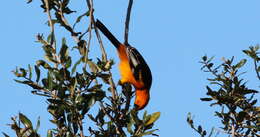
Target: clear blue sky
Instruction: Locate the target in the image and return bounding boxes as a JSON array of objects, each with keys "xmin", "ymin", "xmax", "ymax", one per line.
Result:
[{"xmin": 1, "ymin": 0, "xmax": 260, "ymax": 136}]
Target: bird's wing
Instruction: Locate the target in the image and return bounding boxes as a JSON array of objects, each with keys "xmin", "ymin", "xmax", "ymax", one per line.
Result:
[{"xmin": 126, "ymin": 46, "xmax": 152, "ymax": 88}]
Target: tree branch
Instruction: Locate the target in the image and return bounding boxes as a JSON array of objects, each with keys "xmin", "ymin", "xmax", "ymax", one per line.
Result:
[
  {"xmin": 124, "ymin": 0, "xmax": 133, "ymax": 45},
  {"xmin": 86, "ymin": 0, "xmax": 117, "ymax": 100},
  {"xmin": 99, "ymin": 102, "xmax": 125, "ymax": 135},
  {"xmin": 78, "ymin": 120, "xmax": 84, "ymax": 137},
  {"xmin": 43, "ymin": 0, "xmax": 56, "ymax": 50},
  {"xmin": 58, "ymin": 2, "xmax": 80, "ymax": 44},
  {"xmin": 254, "ymin": 60, "xmax": 260, "ymax": 80},
  {"xmin": 43, "ymin": 0, "xmax": 60, "ymax": 70}
]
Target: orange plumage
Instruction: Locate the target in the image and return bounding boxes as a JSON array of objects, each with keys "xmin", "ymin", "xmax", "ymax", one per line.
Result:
[{"xmin": 96, "ymin": 20, "xmax": 152, "ymax": 110}]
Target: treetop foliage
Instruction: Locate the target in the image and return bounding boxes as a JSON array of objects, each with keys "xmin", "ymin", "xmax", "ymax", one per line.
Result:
[
  {"xmin": 5, "ymin": 0, "xmax": 160, "ymax": 137},
  {"xmin": 188, "ymin": 45, "xmax": 260, "ymax": 137}
]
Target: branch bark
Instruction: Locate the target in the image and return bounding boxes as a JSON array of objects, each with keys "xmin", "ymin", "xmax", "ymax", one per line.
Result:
[
  {"xmin": 44, "ymin": 0, "xmax": 56, "ymax": 50},
  {"xmin": 254, "ymin": 60, "xmax": 260, "ymax": 80},
  {"xmin": 86, "ymin": 0, "xmax": 117, "ymax": 100},
  {"xmin": 124, "ymin": 0, "xmax": 134, "ymax": 45}
]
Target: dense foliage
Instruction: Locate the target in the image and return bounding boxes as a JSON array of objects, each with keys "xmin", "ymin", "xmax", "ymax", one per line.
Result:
[
  {"xmin": 3, "ymin": 0, "xmax": 160, "ymax": 137},
  {"xmin": 188, "ymin": 46, "xmax": 260, "ymax": 137}
]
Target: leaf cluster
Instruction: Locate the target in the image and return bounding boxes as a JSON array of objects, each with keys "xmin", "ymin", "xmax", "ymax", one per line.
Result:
[
  {"xmin": 6, "ymin": 0, "xmax": 160, "ymax": 137},
  {"xmin": 3, "ymin": 113, "xmax": 40, "ymax": 137},
  {"xmin": 188, "ymin": 46, "xmax": 260, "ymax": 137}
]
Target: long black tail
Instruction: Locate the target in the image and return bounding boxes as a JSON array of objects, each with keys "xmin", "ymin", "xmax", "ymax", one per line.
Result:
[{"xmin": 96, "ymin": 19, "xmax": 121, "ymax": 49}]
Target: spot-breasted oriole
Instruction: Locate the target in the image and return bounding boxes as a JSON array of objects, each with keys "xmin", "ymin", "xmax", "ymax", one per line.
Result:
[{"xmin": 95, "ymin": 19, "xmax": 152, "ymax": 110}]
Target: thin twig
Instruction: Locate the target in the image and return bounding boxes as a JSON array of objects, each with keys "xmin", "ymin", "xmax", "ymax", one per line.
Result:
[
  {"xmin": 124, "ymin": 0, "xmax": 133, "ymax": 45},
  {"xmin": 254, "ymin": 60, "xmax": 260, "ymax": 80},
  {"xmin": 84, "ymin": 0, "xmax": 93, "ymax": 62},
  {"xmin": 85, "ymin": 0, "xmax": 99, "ymax": 86},
  {"xmin": 43, "ymin": 0, "xmax": 59, "ymax": 70},
  {"xmin": 86, "ymin": 0, "xmax": 117, "ymax": 99},
  {"xmin": 58, "ymin": 1, "xmax": 80, "ymax": 44},
  {"xmin": 231, "ymin": 124, "xmax": 235, "ymax": 137},
  {"xmin": 78, "ymin": 120, "xmax": 84, "ymax": 137},
  {"xmin": 44, "ymin": 0, "xmax": 56, "ymax": 50},
  {"xmin": 122, "ymin": 84, "xmax": 132, "ymax": 114},
  {"xmin": 86, "ymin": 0, "xmax": 106, "ymax": 61},
  {"xmin": 99, "ymin": 102, "xmax": 125, "ymax": 135},
  {"xmin": 86, "ymin": 22, "xmax": 92, "ymax": 61},
  {"xmin": 135, "ymin": 125, "xmax": 143, "ymax": 136},
  {"xmin": 57, "ymin": 5, "xmax": 88, "ymax": 136}
]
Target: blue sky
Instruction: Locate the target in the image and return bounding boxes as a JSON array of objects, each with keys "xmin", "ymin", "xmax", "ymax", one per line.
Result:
[{"xmin": 1, "ymin": 0, "xmax": 260, "ymax": 136}]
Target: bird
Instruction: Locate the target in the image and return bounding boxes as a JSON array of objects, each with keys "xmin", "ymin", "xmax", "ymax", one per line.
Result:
[{"xmin": 95, "ymin": 19, "xmax": 152, "ymax": 110}]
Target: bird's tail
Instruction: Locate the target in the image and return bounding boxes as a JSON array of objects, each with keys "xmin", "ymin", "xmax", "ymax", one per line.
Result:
[
  {"xmin": 95, "ymin": 19, "xmax": 121, "ymax": 49},
  {"xmin": 134, "ymin": 89, "xmax": 150, "ymax": 110}
]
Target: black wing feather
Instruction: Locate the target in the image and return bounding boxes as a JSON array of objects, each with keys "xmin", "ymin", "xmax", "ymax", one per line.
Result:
[{"xmin": 126, "ymin": 46, "xmax": 152, "ymax": 89}]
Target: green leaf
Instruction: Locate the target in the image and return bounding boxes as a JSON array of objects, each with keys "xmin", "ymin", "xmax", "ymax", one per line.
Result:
[
  {"xmin": 27, "ymin": 0, "xmax": 33, "ymax": 4},
  {"xmin": 47, "ymin": 130, "xmax": 53, "ymax": 137},
  {"xmin": 20, "ymin": 68, "xmax": 27, "ymax": 77},
  {"xmin": 36, "ymin": 60, "xmax": 51, "ymax": 69},
  {"xmin": 145, "ymin": 112, "xmax": 160, "ymax": 126},
  {"xmin": 44, "ymin": 55, "xmax": 57, "ymax": 63},
  {"xmin": 207, "ymin": 63, "xmax": 213, "ymax": 68},
  {"xmin": 250, "ymin": 99, "xmax": 257, "ymax": 106},
  {"xmin": 2, "ymin": 132, "xmax": 10, "ymax": 137},
  {"xmin": 47, "ymin": 99, "xmax": 63, "ymax": 105},
  {"xmin": 35, "ymin": 116, "xmax": 40, "ymax": 132},
  {"xmin": 46, "ymin": 20, "xmax": 58, "ymax": 27},
  {"xmin": 88, "ymin": 60, "xmax": 100, "ymax": 73},
  {"xmin": 46, "ymin": 32, "xmax": 57, "ymax": 45},
  {"xmin": 98, "ymin": 73, "xmax": 110, "ymax": 84},
  {"xmin": 78, "ymin": 40, "xmax": 87, "ymax": 56},
  {"xmin": 242, "ymin": 49, "xmax": 250, "ymax": 56},
  {"xmin": 65, "ymin": 56, "xmax": 72, "ymax": 68},
  {"xmin": 71, "ymin": 58, "xmax": 81, "ymax": 75},
  {"xmin": 73, "ymin": 11, "xmax": 90, "ymax": 28},
  {"xmin": 237, "ymin": 111, "xmax": 248, "ymax": 123},
  {"xmin": 63, "ymin": 7, "xmax": 76, "ymax": 14},
  {"xmin": 257, "ymin": 66, "xmax": 260, "ymax": 72},
  {"xmin": 234, "ymin": 59, "xmax": 247, "ymax": 69},
  {"xmin": 88, "ymin": 114, "xmax": 96, "ymax": 122},
  {"xmin": 187, "ymin": 113, "xmax": 194, "ymax": 128},
  {"xmin": 87, "ymin": 96, "xmax": 96, "ymax": 108},
  {"xmin": 202, "ymin": 56, "xmax": 207, "ymax": 61},
  {"xmin": 47, "ymin": 71, "xmax": 54, "ymax": 90},
  {"xmin": 19, "ymin": 113, "xmax": 33, "ymax": 128},
  {"xmin": 143, "ymin": 110, "xmax": 148, "ymax": 120},
  {"xmin": 70, "ymin": 77, "xmax": 77, "ymax": 93},
  {"xmin": 60, "ymin": 38, "xmax": 69, "ymax": 63},
  {"xmin": 255, "ymin": 107, "xmax": 260, "ymax": 112},
  {"xmin": 200, "ymin": 98, "xmax": 213, "ymax": 101},
  {"xmin": 139, "ymin": 129, "xmax": 158, "ymax": 136},
  {"xmin": 202, "ymin": 130, "xmax": 207, "ymax": 136},
  {"xmin": 14, "ymin": 80, "xmax": 42, "ymax": 89},
  {"xmin": 95, "ymin": 109, "xmax": 105, "ymax": 126},
  {"xmin": 14, "ymin": 79, "xmax": 29, "ymax": 84},
  {"xmin": 243, "ymin": 89, "xmax": 258, "ymax": 95},
  {"xmin": 104, "ymin": 59, "xmax": 114, "ymax": 70},
  {"xmin": 28, "ymin": 64, "xmax": 32, "ymax": 79},
  {"xmin": 13, "ymin": 67, "xmax": 27, "ymax": 77},
  {"xmin": 43, "ymin": 45, "xmax": 55, "ymax": 56},
  {"xmin": 198, "ymin": 125, "xmax": 202, "ymax": 133},
  {"xmin": 88, "ymin": 84, "xmax": 103, "ymax": 92},
  {"xmin": 34, "ymin": 65, "xmax": 41, "ymax": 82},
  {"xmin": 127, "ymin": 118, "xmax": 134, "ymax": 134},
  {"xmin": 47, "ymin": 105, "xmax": 57, "ymax": 116},
  {"xmin": 75, "ymin": 94, "xmax": 84, "ymax": 104}
]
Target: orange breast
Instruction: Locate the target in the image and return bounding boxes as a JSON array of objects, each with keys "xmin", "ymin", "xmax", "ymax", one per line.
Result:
[
  {"xmin": 117, "ymin": 45, "xmax": 144, "ymax": 88},
  {"xmin": 116, "ymin": 44, "xmax": 150, "ymax": 110},
  {"xmin": 134, "ymin": 89, "xmax": 150, "ymax": 110}
]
